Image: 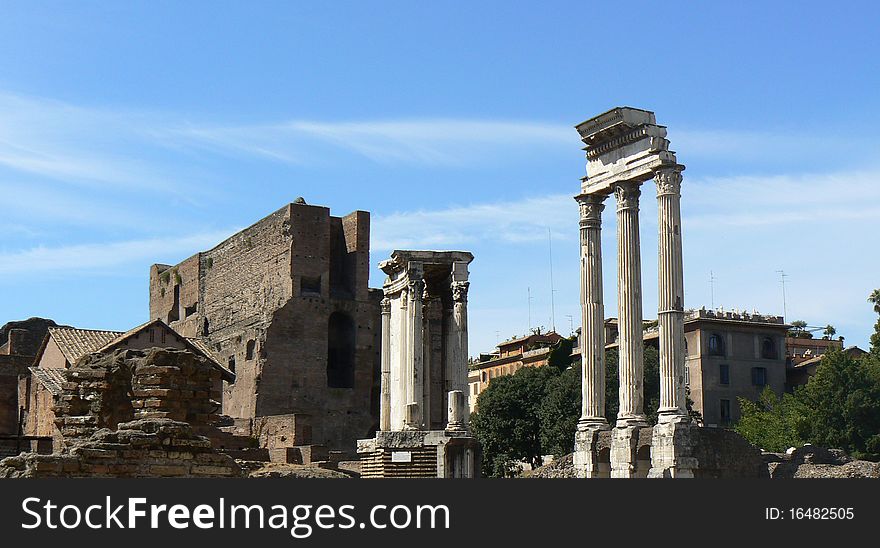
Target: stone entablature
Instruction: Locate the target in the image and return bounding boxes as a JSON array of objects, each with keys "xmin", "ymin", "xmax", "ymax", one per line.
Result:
[{"xmin": 575, "ymin": 107, "xmax": 678, "ymax": 195}]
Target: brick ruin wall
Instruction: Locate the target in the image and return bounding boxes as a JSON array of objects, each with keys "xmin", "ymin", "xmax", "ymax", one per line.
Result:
[
  {"xmin": 0, "ymin": 355, "xmax": 32, "ymax": 435},
  {"xmin": 148, "ymin": 203, "xmax": 381, "ymax": 453},
  {"xmin": 0, "ymin": 348, "xmax": 241, "ymax": 478}
]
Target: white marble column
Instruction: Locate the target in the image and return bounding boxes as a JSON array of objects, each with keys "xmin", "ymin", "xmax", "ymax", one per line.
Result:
[
  {"xmin": 451, "ymin": 279, "xmax": 469, "ymax": 422},
  {"xmin": 380, "ymin": 297, "xmax": 392, "ymax": 431},
  {"xmin": 406, "ymin": 274, "xmax": 425, "ymax": 429},
  {"xmin": 576, "ymin": 193, "xmax": 609, "ymax": 430},
  {"xmin": 655, "ymin": 167, "xmax": 688, "ymax": 422},
  {"xmin": 615, "ymin": 181, "xmax": 648, "ymax": 427}
]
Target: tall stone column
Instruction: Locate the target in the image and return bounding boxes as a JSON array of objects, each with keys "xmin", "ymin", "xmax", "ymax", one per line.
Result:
[
  {"xmin": 380, "ymin": 297, "xmax": 392, "ymax": 431},
  {"xmin": 655, "ymin": 167, "xmax": 688, "ymax": 422},
  {"xmin": 406, "ymin": 275, "xmax": 425, "ymax": 430},
  {"xmin": 451, "ymin": 280, "xmax": 470, "ymax": 422},
  {"xmin": 614, "ymin": 181, "xmax": 648, "ymax": 427},
  {"xmin": 576, "ymin": 193, "xmax": 609, "ymax": 430}
]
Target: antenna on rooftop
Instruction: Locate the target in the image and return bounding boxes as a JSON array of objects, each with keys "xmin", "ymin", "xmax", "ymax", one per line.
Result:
[
  {"xmin": 548, "ymin": 227, "xmax": 556, "ymax": 333},
  {"xmin": 709, "ymin": 270, "xmax": 717, "ymax": 309},
  {"xmin": 527, "ymin": 286, "xmax": 533, "ymax": 333},
  {"xmin": 565, "ymin": 314, "xmax": 574, "ymax": 336},
  {"xmin": 776, "ymin": 270, "xmax": 788, "ymax": 320}
]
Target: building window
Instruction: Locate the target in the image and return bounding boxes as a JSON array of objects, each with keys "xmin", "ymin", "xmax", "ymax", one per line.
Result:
[
  {"xmin": 708, "ymin": 333, "xmax": 725, "ymax": 356},
  {"xmin": 160, "ymin": 330, "xmax": 166, "ymax": 344},
  {"xmin": 719, "ymin": 364, "xmax": 730, "ymax": 385},
  {"xmin": 327, "ymin": 311, "xmax": 356, "ymax": 388},
  {"xmin": 228, "ymin": 356, "xmax": 236, "ymax": 374},
  {"xmin": 720, "ymin": 399, "xmax": 731, "ymax": 425},
  {"xmin": 301, "ymin": 275, "xmax": 322, "ymax": 295},
  {"xmin": 751, "ymin": 367, "xmax": 767, "ymax": 387},
  {"xmin": 761, "ymin": 337, "xmax": 777, "ymax": 359},
  {"xmin": 148, "ymin": 329, "xmax": 155, "ymax": 343},
  {"xmin": 246, "ymin": 339, "xmax": 256, "ymax": 361}
]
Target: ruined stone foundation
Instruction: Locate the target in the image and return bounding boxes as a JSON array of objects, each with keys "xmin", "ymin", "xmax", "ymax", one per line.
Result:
[
  {"xmin": 357, "ymin": 430, "xmax": 480, "ymax": 479},
  {"xmin": 0, "ymin": 418, "xmax": 240, "ymax": 478},
  {"xmin": 573, "ymin": 425, "xmax": 768, "ymax": 479},
  {"xmin": 0, "ymin": 348, "xmax": 241, "ymax": 478}
]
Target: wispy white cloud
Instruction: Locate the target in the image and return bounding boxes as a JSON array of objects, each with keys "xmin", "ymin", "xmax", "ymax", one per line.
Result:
[
  {"xmin": 0, "ymin": 92, "xmax": 194, "ymax": 194},
  {"xmin": 684, "ymin": 169, "xmax": 880, "ymax": 228},
  {"xmin": 372, "ymin": 193, "xmax": 577, "ymax": 251},
  {"xmin": 0, "ymin": 180, "xmax": 170, "ymax": 232},
  {"xmin": 370, "ymin": 167, "xmax": 880, "ymax": 251},
  {"xmin": 673, "ymin": 128, "xmax": 880, "ymax": 165},
  {"xmin": 169, "ymin": 118, "xmax": 575, "ymax": 166},
  {"xmin": 0, "ymin": 229, "xmax": 239, "ymax": 276}
]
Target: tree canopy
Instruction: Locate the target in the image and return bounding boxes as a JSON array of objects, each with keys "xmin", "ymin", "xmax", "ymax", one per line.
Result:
[
  {"xmin": 470, "ymin": 345, "xmax": 663, "ymax": 477},
  {"xmin": 736, "ymin": 349, "xmax": 880, "ymax": 459}
]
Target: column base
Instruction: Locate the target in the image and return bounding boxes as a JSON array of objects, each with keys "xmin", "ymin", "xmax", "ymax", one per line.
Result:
[
  {"xmin": 577, "ymin": 416, "xmax": 610, "ymax": 432},
  {"xmin": 573, "ymin": 427, "xmax": 611, "ymax": 478},
  {"xmin": 656, "ymin": 409, "xmax": 690, "ymax": 425},
  {"xmin": 610, "ymin": 425, "xmax": 651, "ymax": 478},
  {"xmin": 647, "ymin": 421, "xmax": 699, "ymax": 478},
  {"xmin": 615, "ymin": 414, "xmax": 649, "ymax": 428}
]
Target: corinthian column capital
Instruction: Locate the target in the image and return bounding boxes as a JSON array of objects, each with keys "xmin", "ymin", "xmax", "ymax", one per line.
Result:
[
  {"xmin": 452, "ymin": 281, "xmax": 469, "ymax": 303},
  {"xmin": 380, "ymin": 297, "xmax": 391, "ymax": 315},
  {"xmin": 654, "ymin": 166, "xmax": 684, "ymax": 196},
  {"xmin": 409, "ymin": 279, "xmax": 425, "ymax": 302},
  {"xmin": 614, "ymin": 181, "xmax": 641, "ymax": 211},
  {"xmin": 576, "ymin": 193, "xmax": 606, "ymax": 229}
]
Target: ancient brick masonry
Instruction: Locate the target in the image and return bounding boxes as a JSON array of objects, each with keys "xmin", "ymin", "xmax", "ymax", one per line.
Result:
[
  {"xmin": 149, "ymin": 202, "xmax": 381, "ymax": 454},
  {"xmin": 0, "ymin": 348, "xmax": 241, "ymax": 478}
]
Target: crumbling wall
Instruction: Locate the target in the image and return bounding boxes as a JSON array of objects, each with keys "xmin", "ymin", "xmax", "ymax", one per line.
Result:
[
  {"xmin": 53, "ymin": 350, "xmax": 135, "ymax": 444},
  {"xmin": 0, "ymin": 347, "xmax": 241, "ymax": 478},
  {"xmin": 0, "ymin": 419, "xmax": 240, "ymax": 478}
]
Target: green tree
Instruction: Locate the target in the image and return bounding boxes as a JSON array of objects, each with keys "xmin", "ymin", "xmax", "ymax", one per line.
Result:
[
  {"xmin": 734, "ymin": 349, "xmax": 880, "ymax": 459},
  {"xmin": 788, "ymin": 320, "xmax": 809, "ymax": 338},
  {"xmin": 470, "ymin": 365, "xmax": 559, "ymax": 476},
  {"xmin": 798, "ymin": 349, "xmax": 880, "ymax": 458},
  {"xmin": 734, "ymin": 387, "xmax": 808, "ymax": 451},
  {"xmin": 869, "ymin": 289, "xmax": 880, "ymax": 354},
  {"xmin": 822, "ymin": 324, "xmax": 836, "ymax": 340},
  {"xmin": 537, "ymin": 364, "xmax": 580, "ymax": 456},
  {"xmin": 546, "ymin": 336, "xmax": 575, "ymax": 372}
]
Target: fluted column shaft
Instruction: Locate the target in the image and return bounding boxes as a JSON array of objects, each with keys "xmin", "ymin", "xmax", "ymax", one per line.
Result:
[
  {"xmin": 380, "ymin": 297, "xmax": 392, "ymax": 431},
  {"xmin": 406, "ymin": 273, "xmax": 425, "ymax": 429},
  {"xmin": 615, "ymin": 181, "xmax": 648, "ymax": 427},
  {"xmin": 655, "ymin": 167, "xmax": 688, "ymax": 421},
  {"xmin": 577, "ymin": 193, "xmax": 609, "ymax": 430},
  {"xmin": 451, "ymin": 280, "xmax": 470, "ymax": 423}
]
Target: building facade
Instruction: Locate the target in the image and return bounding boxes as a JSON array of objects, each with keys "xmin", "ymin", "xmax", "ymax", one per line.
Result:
[
  {"xmin": 468, "ymin": 332, "xmax": 563, "ymax": 412},
  {"xmin": 682, "ymin": 308, "xmax": 788, "ymax": 427}
]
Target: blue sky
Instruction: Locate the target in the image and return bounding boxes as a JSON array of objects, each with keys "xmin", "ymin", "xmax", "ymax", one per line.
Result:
[{"xmin": 1, "ymin": 1, "xmax": 879, "ymax": 355}]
